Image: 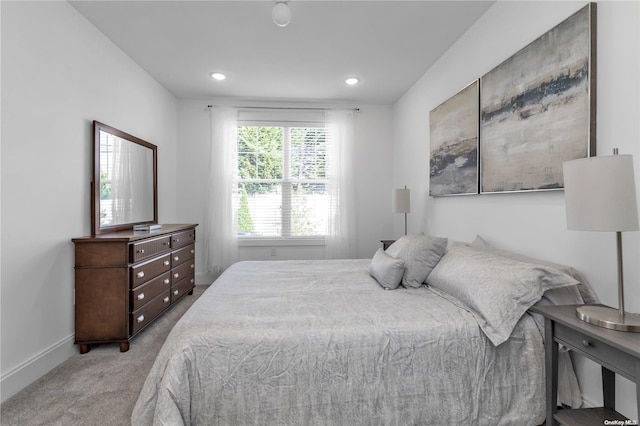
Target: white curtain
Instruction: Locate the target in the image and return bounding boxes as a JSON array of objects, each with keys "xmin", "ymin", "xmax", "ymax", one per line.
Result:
[
  {"xmin": 204, "ymin": 106, "xmax": 239, "ymax": 277},
  {"xmin": 325, "ymin": 109, "xmax": 358, "ymax": 259}
]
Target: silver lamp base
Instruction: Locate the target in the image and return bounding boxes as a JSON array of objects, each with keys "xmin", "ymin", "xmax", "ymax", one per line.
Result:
[{"xmin": 576, "ymin": 305, "xmax": 640, "ymax": 332}]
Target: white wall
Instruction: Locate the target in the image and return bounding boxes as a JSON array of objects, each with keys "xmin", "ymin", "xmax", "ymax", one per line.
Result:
[
  {"xmin": 176, "ymin": 99, "xmax": 394, "ymax": 284},
  {"xmin": 393, "ymin": 0, "xmax": 639, "ymax": 419},
  {"xmin": 0, "ymin": 1, "xmax": 178, "ymax": 402}
]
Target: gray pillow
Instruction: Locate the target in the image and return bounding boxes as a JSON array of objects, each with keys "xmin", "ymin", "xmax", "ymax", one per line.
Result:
[
  {"xmin": 427, "ymin": 244, "xmax": 579, "ymax": 346},
  {"xmin": 470, "ymin": 235, "xmax": 598, "ymax": 305},
  {"xmin": 385, "ymin": 235, "xmax": 411, "ymax": 257},
  {"xmin": 388, "ymin": 234, "xmax": 448, "ymax": 288},
  {"xmin": 369, "ymin": 248, "xmax": 405, "ymax": 289}
]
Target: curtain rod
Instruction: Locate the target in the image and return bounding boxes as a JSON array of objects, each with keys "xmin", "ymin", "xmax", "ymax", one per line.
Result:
[{"xmin": 207, "ymin": 105, "xmax": 359, "ymax": 112}]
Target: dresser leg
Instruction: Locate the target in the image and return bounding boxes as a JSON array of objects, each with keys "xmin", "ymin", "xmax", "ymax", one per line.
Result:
[
  {"xmin": 119, "ymin": 342, "xmax": 130, "ymax": 352},
  {"xmin": 79, "ymin": 344, "xmax": 90, "ymax": 354}
]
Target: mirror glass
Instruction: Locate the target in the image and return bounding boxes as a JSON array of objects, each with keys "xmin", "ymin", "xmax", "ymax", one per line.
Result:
[{"xmin": 92, "ymin": 121, "xmax": 157, "ymax": 234}]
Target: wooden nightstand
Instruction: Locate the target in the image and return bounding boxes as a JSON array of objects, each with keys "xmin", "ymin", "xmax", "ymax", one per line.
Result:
[{"xmin": 530, "ymin": 304, "xmax": 640, "ymax": 425}]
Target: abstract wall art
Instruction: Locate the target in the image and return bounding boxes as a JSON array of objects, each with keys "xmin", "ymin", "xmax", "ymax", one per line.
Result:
[
  {"xmin": 429, "ymin": 80, "xmax": 479, "ymax": 196},
  {"xmin": 480, "ymin": 4, "xmax": 596, "ymax": 193}
]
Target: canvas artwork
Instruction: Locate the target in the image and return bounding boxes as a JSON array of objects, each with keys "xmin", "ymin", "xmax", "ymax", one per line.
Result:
[
  {"xmin": 429, "ymin": 80, "xmax": 479, "ymax": 196},
  {"xmin": 480, "ymin": 5, "xmax": 595, "ymax": 193}
]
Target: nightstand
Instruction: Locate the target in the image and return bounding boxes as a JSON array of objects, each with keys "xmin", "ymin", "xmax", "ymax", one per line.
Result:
[
  {"xmin": 381, "ymin": 240, "xmax": 396, "ymax": 250},
  {"xmin": 530, "ymin": 304, "xmax": 640, "ymax": 425}
]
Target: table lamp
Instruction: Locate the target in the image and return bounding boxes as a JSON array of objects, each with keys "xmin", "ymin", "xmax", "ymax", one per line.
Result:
[
  {"xmin": 563, "ymin": 150, "xmax": 640, "ymax": 332},
  {"xmin": 393, "ymin": 186, "xmax": 411, "ymax": 236}
]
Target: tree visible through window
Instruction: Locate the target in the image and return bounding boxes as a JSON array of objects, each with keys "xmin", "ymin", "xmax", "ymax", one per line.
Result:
[{"xmin": 236, "ymin": 125, "xmax": 328, "ymax": 237}]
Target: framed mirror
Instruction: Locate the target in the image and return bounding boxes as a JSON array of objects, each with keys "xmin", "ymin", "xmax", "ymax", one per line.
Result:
[{"xmin": 92, "ymin": 121, "xmax": 158, "ymax": 235}]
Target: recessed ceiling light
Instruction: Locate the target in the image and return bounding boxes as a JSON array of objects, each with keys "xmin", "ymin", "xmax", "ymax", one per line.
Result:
[
  {"xmin": 345, "ymin": 77, "xmax": 360, "ymax": 86},
  {"xmin": 210, "ymin": 72, "xmax": 226, "ymax": 81}
]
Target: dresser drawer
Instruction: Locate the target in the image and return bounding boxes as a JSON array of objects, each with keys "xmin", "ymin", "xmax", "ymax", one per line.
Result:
[
  {"xmin": 555, "ymin": 323, "xmax": 637, "ymax": 378},
  {"xmin": 131, "ymin": 236, "xmax": 171, "ymax": 262},
  {"xmin": 131, "ymin": 271, "xmax": 171, "ymax": 311},
  {"xmin": 131, "ymin": 290, "xmax": 171, "ymax": 334},
  {"xmin": 171, "ymin": 260, "xmax": 195, "ymax": 284},
  {"xmin": 172, "ymin": 244, "xmax": 195, "ymax": 267},
  {"xmin": 171, "ymin": 276, "xmax": 195, "ymax": 303},
  {"xmin": 171, "ymin": 229, "xmax": 196, "ymax": 249},
  {"xmin": 130, "ymin": 254, "xmax": 171, "ymax": 288}
]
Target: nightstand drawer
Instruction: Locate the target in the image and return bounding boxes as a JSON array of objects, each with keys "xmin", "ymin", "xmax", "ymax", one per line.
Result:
[{"xmin": 555, "ymin": 323, "xmax": 637, "ymax": 379}]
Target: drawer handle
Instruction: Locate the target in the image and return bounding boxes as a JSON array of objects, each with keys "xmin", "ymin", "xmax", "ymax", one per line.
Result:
[
  {"xmin": 163, "ymin": 241, "xmax": 170, "ymax": 246},
  {"xmin": 137, "ymin": 293, "xmax": 145, "ymax": 301},
  {"xmin": 174, "ymin": 273, "xmax": 180, "ymax": 279},
  {"xmin": 173, "ymin": 290, "xmax": 179, "ymax": 296},
  {"xmin": 164, "ymin": 279, "xmax": 170, "ymax": 285},
  {"xmin": 190, "ymin": 249, "xmax": 195, "ymax": 254},
  {"xmin": 137, "ymin": 314, "xmax": 145, "ymax": 323},
  {"xmin": 190, "ymin": 264, "xmax": 195, "ymax": 269},
  {"xmin": 164, "ymin": 260, "xmax": 170, "ymax": 266},
  {"xmin": 582, "ymin": 340, "xmax": 591, "ymax": 348},
  {"xmin": 137, "ymin": 249, "xmax": 145, "ymax": 254},
  {"xmin": 190, "ymin": 278, "xmax": 195, "ymax": 284},
  {"xmin": 174, "ymin": 238, "xmax": 180, "ymax": 243},
  {"xmin": 137, "ymin": 271, "xmax": 145, "ymax": 279},
  {"xmin": 174, "ymin": 256, "xmax": 180, "ymax": 261},
  {"xmin": 163, "ymin": 296, "xmax": 170, "ymax": 303}
]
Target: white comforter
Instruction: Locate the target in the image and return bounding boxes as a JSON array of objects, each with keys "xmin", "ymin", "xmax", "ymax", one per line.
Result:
[{"xmin": 132, "ymin": 259, "xmax": 545, "ymax": 425}]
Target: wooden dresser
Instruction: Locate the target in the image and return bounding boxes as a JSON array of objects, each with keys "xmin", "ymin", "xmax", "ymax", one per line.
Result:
[{"xmin": 72, "ymin": 224, "xmax": 197, "ymax": 353}]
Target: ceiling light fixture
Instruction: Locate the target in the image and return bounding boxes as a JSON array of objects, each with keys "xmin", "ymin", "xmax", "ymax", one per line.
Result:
[
  {"xmin": 272, "ymin": 1, "xmax": 291, "ymax": 27},
  {"xmin": 210, "ymin": 72, "xmax": 226, "ymax": 81},
  {"xmin": 345, "ymin": 77, "xmax": 360, "ymax": 86}
]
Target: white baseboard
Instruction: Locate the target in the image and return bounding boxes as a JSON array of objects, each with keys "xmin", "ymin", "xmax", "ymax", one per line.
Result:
[
  {"xmin": 1, "ymin": 277, "xmax": 212, "ymax": 405},
  {"xmin": 0, "ymin": 334, "xmax": 76, "ymax": 403}
]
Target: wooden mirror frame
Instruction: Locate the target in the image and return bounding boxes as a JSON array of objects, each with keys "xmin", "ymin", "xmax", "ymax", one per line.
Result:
[{"xmin": 91, "ymin": 121, "xmax": 158, "ymax": 235}]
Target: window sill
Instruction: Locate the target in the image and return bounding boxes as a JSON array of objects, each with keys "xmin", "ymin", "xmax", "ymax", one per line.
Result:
[{"xmin": 238, "ymin": 237, "xmax": 326, "ymax": 247}]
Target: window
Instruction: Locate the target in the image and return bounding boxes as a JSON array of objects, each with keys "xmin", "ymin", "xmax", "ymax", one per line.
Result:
[{"xmin": 236, "ymin": 125, "xmax": 328, "ymax": 238}]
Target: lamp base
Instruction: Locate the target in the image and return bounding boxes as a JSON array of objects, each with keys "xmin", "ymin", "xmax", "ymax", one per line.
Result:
[{"xmin": 576, "ymin": 305, "xmax": 640, "ymax": 332}]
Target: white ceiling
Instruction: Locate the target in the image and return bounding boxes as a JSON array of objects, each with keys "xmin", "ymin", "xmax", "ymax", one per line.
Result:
[{"xmin": 70, "ymin": 1, "xmax": 494, "ymax": 104}]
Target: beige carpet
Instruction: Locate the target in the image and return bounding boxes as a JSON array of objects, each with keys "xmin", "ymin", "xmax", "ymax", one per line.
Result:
[{"xmin": 0, "ymin": 285, "xmax": 205, "ymax": 426}]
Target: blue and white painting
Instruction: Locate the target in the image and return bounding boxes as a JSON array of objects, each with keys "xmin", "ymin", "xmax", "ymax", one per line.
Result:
[
  {"xmin": 480, "ymin": 5, "xmax": 594, "ymax": 193},
  {"xmin": 429, "ymin": 80, "xmax": 479, "ymax": 196}
]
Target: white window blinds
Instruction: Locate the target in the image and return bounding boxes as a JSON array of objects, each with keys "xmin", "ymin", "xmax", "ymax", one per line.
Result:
[{"xmin": 236, "ymin": 109, "xmax": 328, "ymax": 238}]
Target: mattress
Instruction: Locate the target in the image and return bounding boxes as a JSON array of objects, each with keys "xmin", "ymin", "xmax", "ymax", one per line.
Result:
[{"xmin": 132, "ymin": 259, "xmax": 546, "ymax": 425}]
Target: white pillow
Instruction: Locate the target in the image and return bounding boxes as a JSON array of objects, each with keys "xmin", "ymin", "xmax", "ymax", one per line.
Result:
[
  {"xmin": 427, "ymin": 244, "xmax": 579, "ymax": 346},
  {"xmin": 369, "ymin": 248, "xmax": 405, "ymax": 290}
]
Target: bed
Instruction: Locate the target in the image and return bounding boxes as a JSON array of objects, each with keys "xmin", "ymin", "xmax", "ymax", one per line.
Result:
[{"xmin": 132, "ymin": 235, "xmax": 595, "ymax": 425}]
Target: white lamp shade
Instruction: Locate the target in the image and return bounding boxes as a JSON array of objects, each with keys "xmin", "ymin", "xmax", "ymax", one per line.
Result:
[
  {"xmin": 272, "ymin": 2, "xmax": 291, "ymax": 27},
  {"xmin": 563, "ymin": 154, "xmax": 639, "ymax": 232},
  {"xmin": 393, "ymin": 188, "xmax": 411, "ymax": 214}
]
